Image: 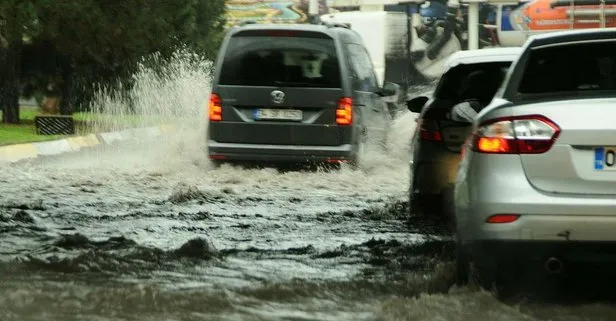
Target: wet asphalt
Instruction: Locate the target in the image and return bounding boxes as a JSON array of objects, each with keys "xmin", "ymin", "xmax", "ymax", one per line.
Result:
[{"xmin": 1, "ymin": 109, "xmax": 616, "ymax": 321}]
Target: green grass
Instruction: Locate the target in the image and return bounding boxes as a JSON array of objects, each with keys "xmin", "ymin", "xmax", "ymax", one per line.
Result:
[{"xmin": 0, "ymin": 108, "xmax": 144, "ymax": 146}]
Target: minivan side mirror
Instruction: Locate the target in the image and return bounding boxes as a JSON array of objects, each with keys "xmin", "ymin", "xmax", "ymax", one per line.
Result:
[
  {"xmin": 380, "ymin": 82, "xmax": 400, "ymax": 98},
  {"xmin": 450, "ymin": 102, "xmax": 478, "ymax": 123},
  {"xmin": 407, "ymin": 96, "xmax": 429, "ymax": 113}
]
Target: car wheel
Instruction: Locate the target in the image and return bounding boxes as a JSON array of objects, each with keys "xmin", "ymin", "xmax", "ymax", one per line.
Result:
[
  {"xmin": 455, "ymin": 239, "xmax": 470, "ymax": 286},
  {"xmin": 468, "ymin": 260, "xmax": 513, "ymax": 299},
  {"xmin": 408, "ymin": 189, "xmax": 418, "ymax": 215},
  {"xmin": 441, "ymin": 185, "xmax": 456, "ymax": 233},
  {"xmin": 468, "ymin": 261, "xmax": 496, "ymax": 291},
  {"xmin": 351, "ymin": 139, "xmax": 366, "ymax": 169},
  {"xmin": 209, "ymin": 159, "xmax": 223, "ymax": 169}
]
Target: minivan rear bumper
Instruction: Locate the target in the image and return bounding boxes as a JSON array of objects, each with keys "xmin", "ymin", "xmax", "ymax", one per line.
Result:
[{"xmin": 207, "ymin": 140, "xmax": 354, "ymax": 162}]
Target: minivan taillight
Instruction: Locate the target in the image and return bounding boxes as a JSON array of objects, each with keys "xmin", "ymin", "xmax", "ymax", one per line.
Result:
[
  {"xmin": 471, "ymin": 115, "xmax": 560, "ymax": 154},
  {"xmin": 417, "ymin": 119, "xmax": 442, "ymax": 141},
  {"xmin": 336, "ymin": 97, "xmax": 352, "ymax": 125},
  {"xmin": 208, "ymin": 93, "xmax": 222, "ymax": 121}
]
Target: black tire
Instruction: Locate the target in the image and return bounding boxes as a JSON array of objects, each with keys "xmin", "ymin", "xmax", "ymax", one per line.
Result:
[
  {"xmin": 408, "ymin": 190, "xmax": 418, "ymax": 215},
  {"xmin": 209, "ymin": 159, "xmax": 223, "ymax": 169},
  {"xmin": 468, "ymin": 260, "xmax": 514, "ymax": 299},
  {"xmin": 456, "ymin": 235, "xmax": 500, "ymax": 292},
  {"xmin": 440, "ymin": 185, "xmax": 456, "ymax": 233},
  {"xmin": 455, "ymin": 239, "xmax": 470, "ymax": 286},
  {"xmin": 351, "ymin": 132, "xmax": 368, "ymax": 169}
]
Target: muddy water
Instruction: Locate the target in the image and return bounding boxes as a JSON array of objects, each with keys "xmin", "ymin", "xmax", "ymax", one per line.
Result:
[
  {"xmin": 2, "ymin": 110, "xmax": 616, "ymax": 321},
  {"xmin": 1, "ymin": 52, "xmax": 615, "ymax": 320}
]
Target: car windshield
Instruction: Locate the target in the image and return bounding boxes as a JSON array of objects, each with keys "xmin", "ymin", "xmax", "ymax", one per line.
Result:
[
  {"xmin": 433, "ymin": 61, "xmax": 511, "ymax": 102},
  {"xmin": 218, "ymin": 34, "xmax": 341, "ymax": 88},
  {"xmin": 518, "ymin": 41, "xmax": 616, "ymax": 95}
]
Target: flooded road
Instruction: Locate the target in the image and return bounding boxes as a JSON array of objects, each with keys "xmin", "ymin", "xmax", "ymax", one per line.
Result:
[
  {"xmin": 2, "ymin": 114, "xmax": 616, "ymax": 321},
  {"xmin": 0, "ymin": 112, "xmax": 455, "ymax": 321},
  {"xmin": 2, "ymin": 55, "xmax": 616, "ymax": 321}
]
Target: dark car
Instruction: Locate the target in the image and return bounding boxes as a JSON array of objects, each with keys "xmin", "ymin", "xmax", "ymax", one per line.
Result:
[
  {"xmin": 406, "ymin": 47, "xmax": 522, "ymax": 216},
  {"xmin": 206, "ymin": 22, "xmax": 401, "ymax": 166}
]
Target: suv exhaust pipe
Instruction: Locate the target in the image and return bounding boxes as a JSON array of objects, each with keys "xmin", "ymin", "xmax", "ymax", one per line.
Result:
[{"xmin": 545, "ymin": 257, "xmax": 564, "ymax": 274}]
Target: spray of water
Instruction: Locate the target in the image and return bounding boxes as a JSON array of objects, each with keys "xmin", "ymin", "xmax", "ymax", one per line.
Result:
[
  {"xmin": 79, "ymin": 49, "xmax": 214, "ymax": 169},
  {"xmin": 75, "ymin": 48, "xmax": 421, "ymax": 176}
]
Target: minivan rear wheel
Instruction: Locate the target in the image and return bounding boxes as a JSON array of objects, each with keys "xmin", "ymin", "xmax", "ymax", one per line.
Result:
[{"xmin": 351, "ymin": 140, "xmax": 366, "ymax": 169}]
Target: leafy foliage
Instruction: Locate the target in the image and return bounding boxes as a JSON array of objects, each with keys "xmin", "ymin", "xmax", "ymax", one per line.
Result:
[{"xmin": 0, "ymin": 0, "xmax": 226, "ymax": 122}]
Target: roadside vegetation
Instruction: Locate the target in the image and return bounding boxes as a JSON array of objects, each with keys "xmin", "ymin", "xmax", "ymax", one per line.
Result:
[
  {"xmin": 0, "ymin": 0, "xmax": 227, "ymax": 134},
  {"xmin": 0, "ymin": 107, "xmax": 144, "ymax": 146}
]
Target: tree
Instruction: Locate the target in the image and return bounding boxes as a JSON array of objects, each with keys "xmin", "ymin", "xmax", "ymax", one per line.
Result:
[
  {"xmin": 0, "ymin": 0, "xmax": 38, "ymax": 124},
  {"xmin": 2, "ymin": 0, "xmax": 227, "ymax": 120}
]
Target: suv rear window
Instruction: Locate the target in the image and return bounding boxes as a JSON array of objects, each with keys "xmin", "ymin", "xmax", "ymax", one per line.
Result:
[
  {"xmin": 218, "ymin": 32, "xmax": 341, "ymax": 88},
  {"xmin": 518, "ymin": 41, "xmax": 616, "ymax": 94}
]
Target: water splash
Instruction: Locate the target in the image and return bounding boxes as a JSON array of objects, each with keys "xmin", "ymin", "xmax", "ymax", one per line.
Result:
[
  {"xmin": 77, "ymin": 49, "xmax": 214, "ymax": 170},
  {"xmin": 76, "ymin": 47, "xmax": 420, "ymax": 173}
]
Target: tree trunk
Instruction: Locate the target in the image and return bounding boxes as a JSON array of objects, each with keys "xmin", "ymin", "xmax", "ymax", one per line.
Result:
[
  {"xmin": 59, "ymin": 61, "xmax": 75, "ymax": 115},
  {"xmin": 0, "ymin": 38, "xmax": 22, "ymax": 124}
]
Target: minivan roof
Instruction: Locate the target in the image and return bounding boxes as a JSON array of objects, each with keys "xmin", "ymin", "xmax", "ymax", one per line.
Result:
[
  {"xmin": 443, "ymin": 47, "xmax": 523, "ymax": 72},
  {"xmin": 229, "ymin": 23, "xmax": 348, "ymax": 38}
]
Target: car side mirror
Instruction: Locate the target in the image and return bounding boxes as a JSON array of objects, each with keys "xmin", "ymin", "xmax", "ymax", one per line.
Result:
[
  {"xmin": 407, "ymin": 96, "xmax": 429, "ymax": 113},
  {"xmin": 451, "ymin": 102, "xmax": 478, "ymax": 123},
  {"xmin": 380, "ymin": 82, "xmax": 400, "ymax": 97}
]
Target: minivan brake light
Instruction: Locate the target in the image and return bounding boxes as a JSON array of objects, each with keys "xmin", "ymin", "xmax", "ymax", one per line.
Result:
[
  {"xmin": 208, "ymin": 93, "xmax": 222, "ymax": 121},
  {"xmin": 336, "ymin": 97, "xmax": 352, "ymax": 125}
]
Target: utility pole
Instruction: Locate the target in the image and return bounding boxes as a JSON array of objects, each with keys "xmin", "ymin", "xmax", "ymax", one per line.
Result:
[{"xmin": 308, "ymin": 0, "xmax": 320, "ymax": 23}]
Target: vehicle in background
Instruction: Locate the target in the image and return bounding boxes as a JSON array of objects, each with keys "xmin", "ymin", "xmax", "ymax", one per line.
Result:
[
  {"xmin": 206, "ymin": 22, "xmax": 401, "ymax": 167},
  {"xmin": 454, "ymin": 28, "xmax": 616, "ymax": 296},
  {"xmin": 406, "ymin": 47, "xmax": 522, "ymax": 216},
  {"xmin": 319, "ymin": 11, "xmax": 410, "ymax": 118}
]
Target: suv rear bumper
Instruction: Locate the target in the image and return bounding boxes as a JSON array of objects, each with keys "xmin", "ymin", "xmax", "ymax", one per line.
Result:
[
  {"xmin": 465, "ymin": 240, "xmax": 616, "ymax": 273},
  {"xmin": 207, "ymin": 140, "xmax": 355, "ymax": 162}
]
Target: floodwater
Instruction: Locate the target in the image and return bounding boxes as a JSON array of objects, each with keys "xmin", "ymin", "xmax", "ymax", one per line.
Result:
[{"xmin": 1, "ymin": 52, "xmax": 616, "ymax": 321}]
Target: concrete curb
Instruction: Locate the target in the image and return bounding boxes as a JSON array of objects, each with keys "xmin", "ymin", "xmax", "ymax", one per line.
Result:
[{"xmin": 0, "ymin": 125, "xmax": 178, "ymax": 164}]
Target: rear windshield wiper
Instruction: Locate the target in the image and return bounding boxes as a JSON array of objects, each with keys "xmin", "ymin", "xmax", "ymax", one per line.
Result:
[{"xmin": 274, "ymin": 80, "xmax": 315, "ymax": 87}]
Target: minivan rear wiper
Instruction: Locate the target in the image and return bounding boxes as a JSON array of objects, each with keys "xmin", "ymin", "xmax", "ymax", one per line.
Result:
[{"xmin": 274, "ymin": 80, "xmax": 315, "ymax": 87}]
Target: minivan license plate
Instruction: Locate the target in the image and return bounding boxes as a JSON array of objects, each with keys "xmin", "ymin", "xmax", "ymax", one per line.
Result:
[
  {"xmin": 594, "ymin": 147, "xmax": 616, "ymax": 171},
  {"xmin": 254, "ymin": 108, "xmax": 302, "ymax": 121}
]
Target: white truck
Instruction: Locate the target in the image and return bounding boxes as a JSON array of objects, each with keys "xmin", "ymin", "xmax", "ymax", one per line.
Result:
[{"xmin": 320, "ymin": 8, "xmax": 465, "ymax": 85}]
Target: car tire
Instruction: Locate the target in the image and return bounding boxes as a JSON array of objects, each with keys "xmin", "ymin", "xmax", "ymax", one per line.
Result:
[
  {"xmin": 350, "ymin": 139, "xmax": 366, "ymax": 169},
  {"xmin": 409, "ymin": 193, "xmax": 442, "ymax": 216},
  {"xmin": 209, "ymin": 159, "xmax": 223, "ymax": 169},
  {"xmin": 440, "ymin": 185, "xmax": 456, "ymax": 233},
  {"xmin": 467, "ymin": 259, "xmax": 513, "ymax": 299},
  {"xmin": 351, "ymin": 128, "xmax": 369, "ymax": 168},
  {"xmin": 408, "ymin": 190, "xmax": 418, "ymax": 215},
  {"xmin": 455, "ymin": 239, "xmax": 470, "ymax": 286}
]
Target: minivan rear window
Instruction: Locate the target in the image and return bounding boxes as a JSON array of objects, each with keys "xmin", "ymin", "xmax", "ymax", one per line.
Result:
[{"xmin": 218, "ymin": 34, "xmax": 341, "ymax": 88}]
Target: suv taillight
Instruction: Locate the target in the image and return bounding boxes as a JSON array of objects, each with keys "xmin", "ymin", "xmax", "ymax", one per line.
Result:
[
  {"xmin": 336, "ymin": 97, "xmax": 352, "ymax": 125},
  {"xmin": 471, "ymin": 115, "xmax": 560, "ymax": 154},
  {"xmin": 418, "ymin": 119, "xmax": 442, "ymax": 141},
  {"xmin": 208, "ymin": 93, "xmax": 222, "ymax": 121}
]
